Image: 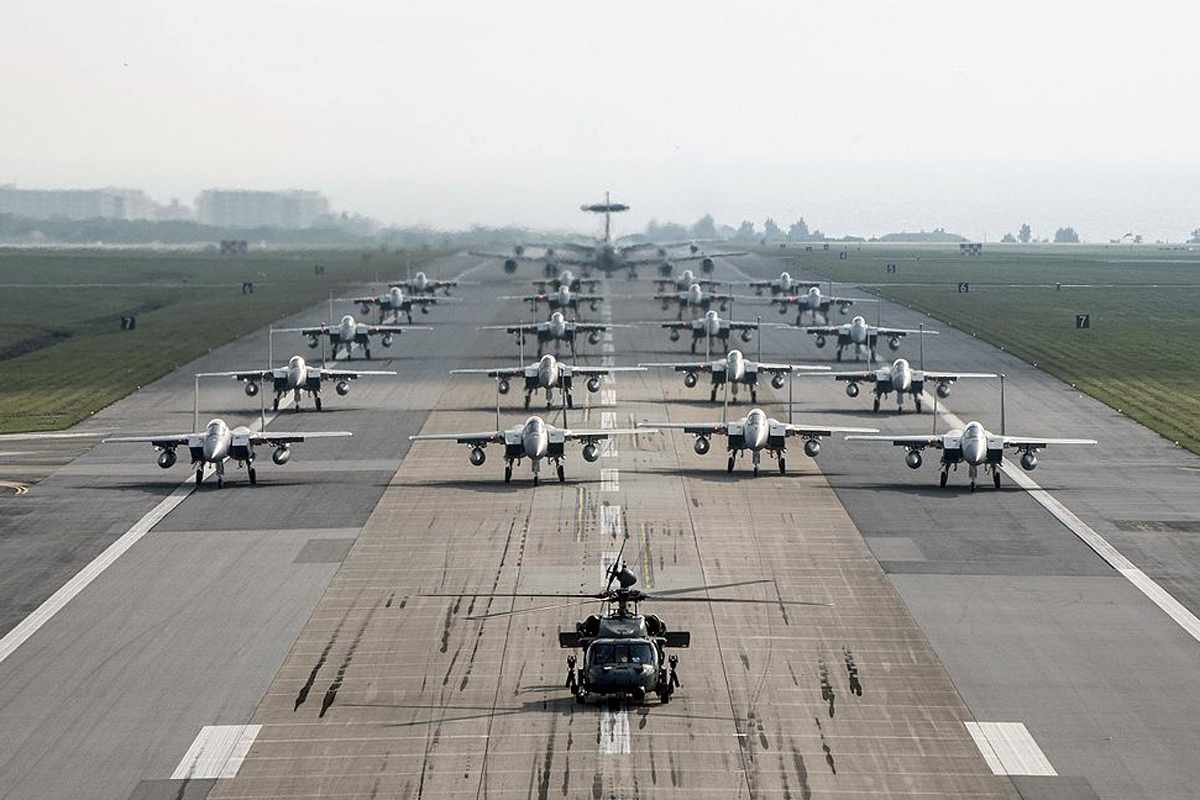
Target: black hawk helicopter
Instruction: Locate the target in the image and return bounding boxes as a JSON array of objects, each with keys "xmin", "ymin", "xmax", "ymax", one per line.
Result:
[{"xmin": 424, "ymin": 540, "xmax": 827, "ymax": 705}]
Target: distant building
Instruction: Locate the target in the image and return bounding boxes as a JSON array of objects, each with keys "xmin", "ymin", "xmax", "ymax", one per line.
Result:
[
  {"xmin": 195, "ymin": 189, "xmax": 330, "ymax": 229},
  {"xmin": 0, "ymin": 184, "xmax": 157, "ymax": 221}
]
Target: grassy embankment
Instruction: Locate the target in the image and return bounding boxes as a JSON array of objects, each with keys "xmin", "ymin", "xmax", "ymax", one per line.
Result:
[
  {"xmin": 757, "ymin": 242, "xmax": 1200, "ymax": 454},
  {"xmin": 0, "ymin": 248, "xmax": 448, "ymax": 432}
]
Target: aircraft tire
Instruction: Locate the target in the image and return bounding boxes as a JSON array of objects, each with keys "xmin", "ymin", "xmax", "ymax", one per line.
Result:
[
  {"xmin": 504, "ymin": 465, "xmax": 512, "ymax": 483},
  {"xmin": 524, "ymin": 394, "xmax": 531, "ymax": 409},
  {"xmin": 873, "ymin": 398, "xmax": 880, "ymax": 412},
  {"xmin": 248, "ymin": 468, "xmax": 257, "ymax": 485},
  {"xmin": 753, "ymin": 464, "xmax": 759, "ymax": 477},
  {"xmin": 939, "ymin": 471, "xmax": 948, "ymax": 488},
  {"xmin": 710, "ymin": 388, "xmax": 717, "ymax": 402},
  {"xmin": 915, "ymin": 397, "xmax": 922, "ymax": 412},
  {"xmin": 533, "ymin": 474, "xmax": 539, "ymax": 486},
  {"xmin": 566, "ymin": 394, "xmax": 574, "ymax": 409},
  {"xmin": 970, "ymin": 480, "xmax": 976, "ymax": 493},
  {"xmin": 272, "ymin": 397, "xmax": 280, "ymax": 411},
  {"xmin": 557, "ymin": 464, "xmax": 565, "ymax": 483},
  {"xmin": 836, "ymin": 350, "xmax": 842, "ymax": 362},
  {"xmin": 750, "ymin": 389, "xmax": 757, "ymax": 404},
  {"xmin": 727, "ymin": 455, "xmax": 735, "ymax": 473},
  {"xmin": 993, "ymin": 470, "xmax": 1001, "ymax": 489},
  {"xmin": 195, "ymin": 468, "xmax": 204, "ymax": 488},
  {"xmin": 315, "ymin": 396, "xmax": 322, "ymax": 412},
  {"xmin": 778, "ymin": 457, "xmax": 786, "ymax": 474}
]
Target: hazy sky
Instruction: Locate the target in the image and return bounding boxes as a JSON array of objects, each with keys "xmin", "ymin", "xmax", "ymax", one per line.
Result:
[{"xmin": 4, "ymin": 1, "xmax": 1199, "ymax": 240}]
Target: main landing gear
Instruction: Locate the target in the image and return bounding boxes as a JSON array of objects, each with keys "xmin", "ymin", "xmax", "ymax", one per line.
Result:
[
  {"xmin": 504, "ymin": 463, "xmax": 513, "ymax": 483},
  {"xmin": 557, "ymin": 463, "xmax": 566, "ymax": 483}
]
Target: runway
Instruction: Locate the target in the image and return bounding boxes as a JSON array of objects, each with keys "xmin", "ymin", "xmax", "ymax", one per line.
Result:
[{"xmin": 0, "ymin": 251, "xmax": 1198, "ymax": 799}]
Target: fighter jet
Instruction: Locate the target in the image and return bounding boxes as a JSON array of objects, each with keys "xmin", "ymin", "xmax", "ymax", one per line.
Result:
[
  {"xmin": 481, "ymin": 311, "xmax": 625, "ymax": 358},
  {"xmin": 637, "ymin": 408, "xmax": 876, "ymax": 476},
  {"xmin": 451, "ymin": 354, "xmax": 645, "ymax": 409},
  {"xmin": 803, "ymin": 315, "xmax": 938, "ymax": 361},
  {"xmin": 409, "ymin": 415, "xmax": 651, "ymax": 484},
  {"xmin": 639, "ymin": 349, "xmax": 829, "ymax": 403},
  {"xmin": 198, "ymin": 354, "xmax": 396, "ymax": 412},
  {"xmin": 809, "ymin": 358, "xmax": 996, "ymax": 413},
  {"xmin": 277, "ymin": 314, "xmax": 431, "ymax": 360},
  {"xmin": 846, "ymin": 421, "xmax": 1097, "ymax": 491},
  {"xmin": 469, "ymin": 244, "xmax": 564, "ymax": 276},
  {"xmin": 742, "ymin": 271, "xmax": 820, "ymax": 296},
  {"xmin": 658, "ymin": 310, "xmax": 769, "ymax": 354},
  {"xmin": 654, "ymin": 269, "xmax": 724, "ymax": 293},
  {"xmin": 653, "ymin": 283, "xmax": 758, "ymax": 319},
  {"xmin": 391, "ymin": 271, "xmax": 463, "ymax": 296},
  {"xmin": 103, "ymin": 419, "xmax": 351, "ymax": 488},
  {"xmin": 345, "ymin": 286, "xmax": 460, "ymax": 324},
  {"xmin": 532, "ymin": 270, "xmax": 599, "ymax": 293},
  {"xmin": 500, "ymin": 285, "xmax": 605, "ymax": 318},
  {"xmin": 771, "ymin": 285, "xmax": 872, "ymax": 325}
]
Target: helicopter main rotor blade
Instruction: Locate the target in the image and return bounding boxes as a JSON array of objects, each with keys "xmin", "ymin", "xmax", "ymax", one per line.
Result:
[
  {"xmin": 647, "ymin": 596, "xmax": 831, "ymax": 607},
  {"xmin": 646, "ymin": 579, "xmax": 773, "ymax": 597},
  {"xmin": 466, "ymin": 598, "xmax": 598, "ymax": 621},
  {"xmin": 421, "ymin": 591, "xmax": 603, "ymax": 600},
  {"xmin": 604, "ymin": 536, "xmax": 629, "ymax": 594}
]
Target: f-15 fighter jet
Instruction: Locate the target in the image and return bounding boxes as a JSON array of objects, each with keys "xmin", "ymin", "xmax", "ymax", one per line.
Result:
[
  {"xmin": 199, "ymin": 354, "xmax": 396, "ymax": 412},
  {"xmin": 803, "ymin": 315, "xmax": 938, "ymax": 362},
  {"xmin": 658, "ymin": 310, "xmax": 771, "ymax": 354},
  {"xmin": 104, "ymin": 419, "xmax": 351, "ymax": 488},
  {"xmin": 771, "ymin": 285, "xmax": 871, "ymax": 325},
  {"xmin": 409, "ymin": 415, "xmax": 651, "ymax": 484},
  {"xmin": 451, "ymin": 354, "xmax": 644, "ymax": 409},
  {"xmin": 640, "ymin": 349, "xmax": 829, "ymax": 403},
  {"xmin": 809, "ymin": 358, "xmax": 996, "ymax": 413},
  {"xmin": 345, "ymin": 286, "xmax": 460, "ymax": 323},
  {"xmin": 741, "ymin": 271, "xmax": 820, "ymax": 296},
  {"xmin": 481, "ymin": 311, "xmax": 626, "ymax": 358},
  {"xmin": 500, "ymin": 285, "xmax": 605, "ymax": 318},
  {"xmin": 278, "ymin": 314, "xmax": 431, "ymax": 360}
]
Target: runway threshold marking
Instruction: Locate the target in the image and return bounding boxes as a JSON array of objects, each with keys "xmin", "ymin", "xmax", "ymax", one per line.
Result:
[
  {"xmin": 0, "ymin": 394, "xmax": 296, "ymax": 666},
  {"xmin": 171, "ymin": 724, "xmax": 262, "ymax": 780},
  {"xmin": 963, "ymin": 722, "xmax": 1056, "ymax": 776},
  {"xmin": 928, "ymin": 394, "xmax": 1200, "ymax": 645}
]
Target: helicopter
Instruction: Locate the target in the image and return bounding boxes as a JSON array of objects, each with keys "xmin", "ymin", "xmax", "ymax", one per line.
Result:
[{"xmin": 424, "ymin": 539, "xmax": 827, "ymax": 705}]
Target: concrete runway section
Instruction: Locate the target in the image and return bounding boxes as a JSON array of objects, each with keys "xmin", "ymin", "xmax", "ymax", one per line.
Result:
[
  {"xmin": 210, "ymin": 274, "xmax": 1013, "ymax": 800},
  {"xmin": 721, "ymin": 252, "xmax": 1200, "ymax": 800},
  {"xmin": 0, "ymin": 253, "xmax": 518, "ymax": 800}
]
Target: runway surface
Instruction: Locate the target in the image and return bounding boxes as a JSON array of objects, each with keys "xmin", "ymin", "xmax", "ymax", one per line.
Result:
[{"xmin": 0, "ymin": 250, "xmax": 1197, "ymax": 799}]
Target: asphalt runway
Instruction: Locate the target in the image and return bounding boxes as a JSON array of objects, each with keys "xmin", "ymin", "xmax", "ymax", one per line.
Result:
[{"xmin": 0, "ymin": 250, "xmax": 1197, "ymax": 799}]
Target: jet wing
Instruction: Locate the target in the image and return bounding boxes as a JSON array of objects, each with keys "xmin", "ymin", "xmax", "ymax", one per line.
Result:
[
  {"xmin": 997, "ymin": 436, "xmax": 1099, "ymax": 448},
  {"xmin": 672, "ymin": 251, "xmax": 749, "ymax": 262},
  {"xmin": 781, "ymin": 424, "xmax": 879, "ymax": 437},
  {"xmin": 575, "ymin": 322, "xmax": 634, "ymax": 332},
  {"xmin": 915, "ymin": 371, "xmax": 998, "ymax": 381},
  {"xmin": 566, "ymin": 366, "xmax": 646, "ymax": 375},
  {"xmin": 274, "ymin": 326, "xmax": 329, "ymax": 337},
  {"xmin": 638, "ymin": 360, "xmax": 718, "ymax": 373},
  {"xmin": 409, "ymin": 430, "xmax": 505, "ymax": 445},
  {"xmin": 348, "ymin": 296, "xmax": 383, "ymax": 306},
  {"xmin": 319, "ymin": 368, "xmax": 397, "ymax": 379},
  {"xmin": 574, "ymin": 294, "xmax": 605, "ymax": 304},
  {"xmin": 449, "ymin": 367, "xmax": 524, "ymax": 379},
  {"xmin": 411, "ymin": 295, "xmax": 456, "ymax": 305},
  {"xmin": 637, "ymin": 421, "xmax": 726, "ymax": 435},
  {"xmin": 562, "ymin": 427, "xmax": 649, "ymax": 440},
  {"xmin": 804, "ymin": 326, "xmax": 842, "ymax": 336},
  {"xmin": 875, "ymin": 327, "xmax": 940, "ymax": 337},
  {"xmin": 103, "ymin": 433, "xmax": 196, "ymax": 446},
  {"xmin": 249, "ymin": 431, "xmax": 353, "ymax": 445},
  {"xmin": 468, "ymin": 251, "xmax": 544, "ymax": 262},
  {"xmin": 480, "ymin": 323, "xmax": 538, "ymax": 333},
  {"xmin": 801, "ymin": 369, "xmax": 881, "ymax": 382},
  {"xmin": 195, "ymin": 369, "xmax": 277, "ymax": 381},
  {"xmin": 364, "ymin": 324, "xmax": 433, "ymax": 335},
  {"xmin": 724, "ymin": 320, "xmax": 760, "ymax": 331},
  {"xmin": 752, "ymin": 362, "xmax": 832, "ymax": 373},
  {"xmin": 844, "ymin": 434, "xmax": 945, "ymax": 448}
]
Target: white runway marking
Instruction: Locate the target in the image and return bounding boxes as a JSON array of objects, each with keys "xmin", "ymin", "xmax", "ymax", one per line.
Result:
[
  {"xmin": 600, "ymin": 468, "xmax": 620, "ymax": 492},
  {"xmin": 600, "ymin": 412, "xmax": 618, "ymax": 458},
  {"xmin": 964, "ymin": 721, "xmax": 1056, "ymax": 776},
  {"xmin": 600, "ymin": 504, "xmax": 623, "ymax": 539},
  {"xmin": 928, "ymin": 395, "xmax": 1200, "ymax": 645},
  {"xmin": 0, "ymin": 394, "xmax": 295, "ymax": 666},
  {"xmin": 600, "ymin": 389, "xmax": 616, "ymax": 406},
  {"xmin": 171, "ymin": 724, "xmax": 262, "ymax": 779},
  {"xmin": 597, "ymin": 550, "xmax": 632, "ymax": 755}
]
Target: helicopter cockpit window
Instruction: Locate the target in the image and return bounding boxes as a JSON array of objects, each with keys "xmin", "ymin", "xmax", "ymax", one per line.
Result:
[{"xmin": 591, "ymin": 642, "xmax": 655, "ymax": 665}]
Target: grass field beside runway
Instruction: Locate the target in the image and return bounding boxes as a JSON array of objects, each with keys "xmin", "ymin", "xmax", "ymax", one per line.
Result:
[
  {"xmin": 0, "ymin": 248, "xmax": 447, "ymax": 433},
  {"xmin": 757, "ymin": 242, "xmax": 1200, "ymax": 453}
]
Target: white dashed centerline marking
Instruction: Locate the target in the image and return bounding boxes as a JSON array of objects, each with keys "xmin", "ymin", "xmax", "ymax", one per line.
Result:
[
  {"xmin": 597, "ymin": 548, "xmax": 632, "ymax": 755},
  {"xmin": 600, "ymin": 504, "xmax": 623, "ymax": 540},
  {"xmin": 964, "ymin": 722, "xmax": 1056, "ymax": 776},
  {"xmin": 171, "ymin": 724, "xmax": 262, "ymax": 780},
  {"xmin": 925, "ymin": 392, "xmax": 1200, "ymax": 644},
  {"xmin": 600, "ymin": 468, "xmax": 620, "ymax": 492},
  {"xmin": 600, "ymin": 412, "xmax": 618, "ymax": 458}
]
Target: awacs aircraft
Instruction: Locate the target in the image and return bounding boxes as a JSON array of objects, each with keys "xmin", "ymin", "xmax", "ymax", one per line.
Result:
[
  {"xmin": 654, "ymin": 269, "xmax": 724, "ymax": 293},
  {"xmin": 658, "ymin": 310, "xmax": 768, "ymax": 353},
  {"xmin": 481, "ymin": 311, "xmax": 625, "ymax": 357},
  {"xmin": 451, "ymin": 354, "xmax": 644, "ymax": 409},
  {"xmin": 811, "ymin": 358, "xmax": 996, "ymax": 413},
  {"xmin": 103, "ymin": 419, "xmax": 351, "ymax": 488},
  {"xmin": 198, "ymin": 354, "xmax": 396, "ymax": 412},
  {"xmin": 409, "ymin": 414, "xmax": 651, "ymax": 484},
  {"xmin": 469, "ymin": 244, "xmax": 565, "ymax": 276},
  {"xmin": 638, "ymin": 407, "xmax": 876, "ymax": 476},
  {"xmin": 653, "ymin": 283, "xmax": 757, "ymax": 319},
  {"xmin": 500, "ymin": 285, "xmax": 605, "ymax": 318},
  {"xmin": 803, "ymin": 315, "xmax": 938, "ymax": 361},
  {"xmin": 278, "ymin": 314, "xmax": 431, "ymax": 360},
  {"xmin": 344, "ymin": 286, "xmax": 460, "ymax": 324},
  {"xmin": 640, "ymin": 349, "xmax": 829, "ymax": 403},
  {"xmin": 846, "ymin": 421, "xmax": 1097, "ymax": 491},
  {"xmin": 742, "ymin": 271, "xmax": 819, "ymax": 296},
  {"xmin": 392, "ymin": 271, "xmax": 463, "ymax": 296},
  {"xmin": 532, "ymin": 270, "xmax": 599, "ymax": 293},
  {"xmin": 771, "ymin": 285, "xmax": 871, "ymax": 325}
]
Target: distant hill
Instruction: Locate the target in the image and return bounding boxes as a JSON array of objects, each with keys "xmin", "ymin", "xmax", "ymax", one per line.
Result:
[{"xmin": 876, "ymin": 229, "xmax": 967, "ymax": 243}]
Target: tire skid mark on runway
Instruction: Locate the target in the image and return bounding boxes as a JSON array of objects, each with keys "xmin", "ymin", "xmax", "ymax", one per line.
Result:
[
  {"xmin": 294, "ymin": 601, "xmax": 355, "ymax": 712},
  {"xmin": 319, "ymin": 596, "xmax": 383, "ymax": 718},
  {"xmin": 0, "ymin": 393, "xmax": 297, "ymax": 666},
  {"xmin": 927, "ymin": 391, "xmax": 1200, "ymax": 644}
]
